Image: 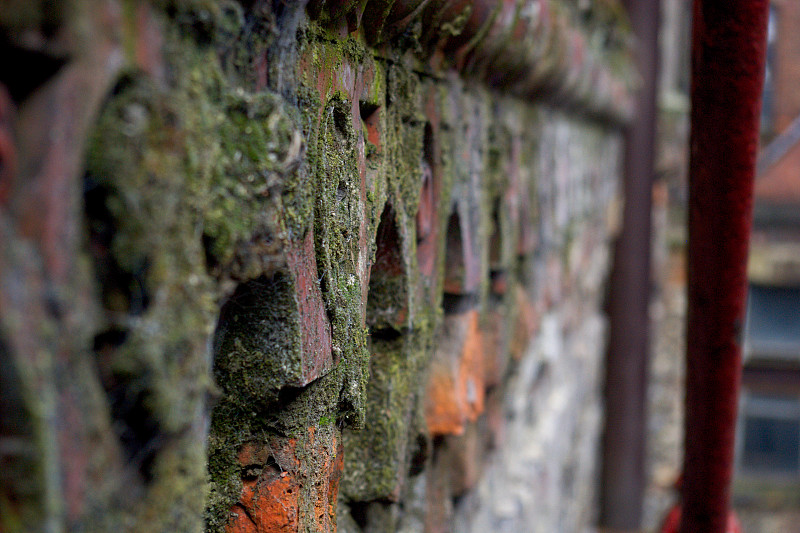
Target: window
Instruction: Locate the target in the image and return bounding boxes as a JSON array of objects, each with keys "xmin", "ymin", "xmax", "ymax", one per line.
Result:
[
  {"xmin": 738, "ymin": 393, "xmax": 800, "ymax": 476},
  {"xmin": 734, "ymin": 282, "xmax": 800, "ymax": 501},
  {"xmin": 744, "ymin": 284, "xmax": 800, "ymax": 363}
]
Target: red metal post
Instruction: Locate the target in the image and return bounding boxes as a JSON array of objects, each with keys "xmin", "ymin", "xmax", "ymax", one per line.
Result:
[{"xmin": 681, "ymin": 2, "xmax": 769, "ymax": 532}]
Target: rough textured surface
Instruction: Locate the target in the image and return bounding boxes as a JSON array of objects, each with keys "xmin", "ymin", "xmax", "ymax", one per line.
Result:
[{"xmin": 0, "ymin": 1, "xmax": 630, "ymax": 532}]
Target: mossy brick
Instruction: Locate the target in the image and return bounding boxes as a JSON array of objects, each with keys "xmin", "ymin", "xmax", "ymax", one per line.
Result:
[
  {"xmin": 419, "ymin": 0, "xmax": 474, "ymax": 66},
  {"xmin": 383, "ymin": 63, "xmax": 425, "ymax": 208},
  {"xmin": 341, "ymin": 336, "xmax": 421, "ymax": 502},
  {"xmin": 207, "ymin": 365, "xmax": 345, "ymax": 531},
  {"xmin": 366, "ymin": 203, "xmax": 409, "ymax": 331},
  {"xmin": 485, "ymin": 148, "xmax": 518, "ymax": 278},
  {"xmin": 490, "ymin": 103, "xmax": 541, "ymax": 259},
  {"xmin": 441, "ymin": 87, "xmax": 489, "ymax": 298},
  {"xmin": 425, "ymin": 309, "xmax": 485, "ymax": 436},
  {"xmin": 75, "ymin": 10, "xmax": 349, "ymax": 532},
  {"xmin": 225, "ymin": 438, "xmax": 301, "ymax": 533},
  {"xmin": 416, "ymin": 82, "xmax": 450, "ymax": 307},
  {"xmin": 439, "ymin": 0, "xmax": 503, "ymax": 71},
  {"xmin": 213, "ymin": 235, "xmax": 334, "ymax": 411},
  {"xmin": 295, "ymin": 31, "xmax": 386, "ymax": 428},
  {"xmin": 0, "ymin": 2, "xmax": 276, "ymax": 527}
]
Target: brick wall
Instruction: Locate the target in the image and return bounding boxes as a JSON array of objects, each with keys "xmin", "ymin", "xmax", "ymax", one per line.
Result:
[{"xmin": 0, "ymin": 2, "xmax": 631, "ymax": 532}]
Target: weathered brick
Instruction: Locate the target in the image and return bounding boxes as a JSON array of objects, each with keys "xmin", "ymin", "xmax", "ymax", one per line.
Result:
[
  {"xmin": 341, "ymin": 337, "xmax": 420, "ymax": 502},
  {"xmin": 213, "ymin": 234, "xmax": 334, "ymax": 408},
  {"xmin": 481, "ymin": 302, "xmax": 510, "ymax": 388},
  {"xmin": 425, "ymin": 444, "xmax": 455, "ymax": 533},
  {"xmin": 425, "ymin": 309, "xmax": 485, "ymax": 435},
  {"xmin": 366, "ymin": 203, "xmax": 408, "ymax": 331},
  {"xmin": 439, "ymin": 420, "xmax": 485, "ymax": 496},
  {"xmin": 443, "ymin": 208, "xmax": 483, "ymax": 295},
  {"xmin": 226, "ymin": 427, "xmax": 343, "ymax": 533},
  {"xmin": 416, "ymin": 159, "xmax": 438, "ymax": 279},
  {"xmin": 484, "ymin": 386, "xmax": 506, "ymax": 451},
  {"xmin": 227, "ymin": 439, "xmax": 301, "ymax": 533}
]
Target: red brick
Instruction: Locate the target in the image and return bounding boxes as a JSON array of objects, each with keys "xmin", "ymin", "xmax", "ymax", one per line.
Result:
[{"xmin": 286, "ymin": 230, "xmax": 336, "ymax": 382}]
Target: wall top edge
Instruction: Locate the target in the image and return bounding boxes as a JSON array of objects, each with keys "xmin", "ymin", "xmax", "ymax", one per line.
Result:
[{"xmin": 307, "ymin": 0, "xmax": 637, "ymax": 124}]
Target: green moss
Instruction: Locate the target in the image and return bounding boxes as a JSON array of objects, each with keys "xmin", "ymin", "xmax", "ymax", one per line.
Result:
[
  {"xmin": 46, "ymin": 2, "xmax": 628, "ymax": 530},
  {"xmin": 214, "ymin": 274, "xmax": 306, "ymax": 409},
  {"xmin": 341, "ymin": 328, "xmax": 433, "ymax": 501},
  {"xmin": 80, "ymin": 5, "xmax": 319, "ymax": 529}
]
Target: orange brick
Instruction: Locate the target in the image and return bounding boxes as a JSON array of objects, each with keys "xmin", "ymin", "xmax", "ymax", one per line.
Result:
[
  {"xmin": 227, "ymin": 440, "xmax": 300, "ymax": 533},
  {"xmin": 425, "ymin": 310, "xmax": 485, "ymax": 435}
]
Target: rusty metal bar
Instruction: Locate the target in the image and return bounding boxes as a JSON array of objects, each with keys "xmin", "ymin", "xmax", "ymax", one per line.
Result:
[
  {"xmin": 680, "ymin": 2, "xmax": 769, "ymax": 532},
  {"xmin": 598, "ymin": 0, "xmax": 660, "ymax": 530}
]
